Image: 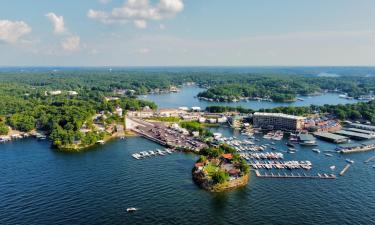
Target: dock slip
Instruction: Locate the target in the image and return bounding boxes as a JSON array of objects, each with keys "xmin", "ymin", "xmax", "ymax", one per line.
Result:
[
  {"xmin": 364, "ymin": 155, "xmax": 375, "ymax": 164},
  {"xmin": 340, "ymin": 164, "xmax": 351, "ymax": 176},
  {"xmin": 255, "ymin": 170, "xmax": 336, "ymax": 179}
]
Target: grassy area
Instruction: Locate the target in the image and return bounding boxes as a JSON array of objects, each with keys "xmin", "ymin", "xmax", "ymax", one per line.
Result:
[{"xmin": 146, "ymin": 117, "xmax": 181, "ymax": 122}]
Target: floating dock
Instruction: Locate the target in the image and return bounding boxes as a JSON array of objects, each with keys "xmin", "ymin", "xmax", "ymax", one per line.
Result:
[
  {"xmin": 349, "ymin": 123, "xmax": 375, "ymax": 132},
  {"xmin": 337, "ymin": 139, "xmax": 375, "ymax": 154},
  {"xmin": 340, "ymin": 164, "xmax": 351, "ymax": 176},
  {"xmin": 314, "ymin": 132, "xmax": 348, "ymax": 143},
  {"xmin": 254, "ymin": 170, "xmax": 336, "ymax": 179}
]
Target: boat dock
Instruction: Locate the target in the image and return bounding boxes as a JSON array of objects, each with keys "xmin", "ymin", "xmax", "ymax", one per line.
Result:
[
  {"xmin": 255, "ymin": 170, "xmax": 336, "ymax": 179},
  {"xmin": 340, "ymin": 164, "xmax": 351, "ymax": 176},
  {"xmin": 313, "ymin": 132, "xmax": 348, "ymax": 143},
  {"xmin": 248, "ymin": 160, "xmax": 312, "ymax": 170},
  {"xmin": 337, "ymin": 139, "xmax": 375, "ymax": 154}
]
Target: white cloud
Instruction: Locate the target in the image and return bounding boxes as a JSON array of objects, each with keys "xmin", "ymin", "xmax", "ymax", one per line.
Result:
[
  {"xmin": 0, "ymin": 20, "xmax": 31, "ymax": 44},
  {"xmin": 88, "ymin": 0, "xmax": 184, "ymax": 28},
  {"xmin": 46, "ymin": 12, "xmax": 66, "ymax": 35},
  {"xmin": 61, "ymin": 35, "xmax": 80, "ymax": 52},
  {"xmin": 134, "ymin": 20, "xmax": 147, "ymax": 29}
]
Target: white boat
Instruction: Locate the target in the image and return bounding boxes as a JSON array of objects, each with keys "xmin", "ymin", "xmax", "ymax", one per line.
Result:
[
  {"xmin": 126, "ymin": 207, "xmax": 138, "ymax": 212},
  {"xmin": 312, "ymin": 148, "xmax": 320, "ymax": 153},
  {"xmin": 330, "ymin": 165, "xmax": 336, "ymax": 170},
  {"xmin": 325, "ymin": 153, "xmax": 333, "ymax": 157},
  {"xmin": 132, "ymin": 154, "xmax": 141, "ymax": 160},
  {"xmin": 346, "ymin": 159, "xmax": 354, "ymax": 164}
]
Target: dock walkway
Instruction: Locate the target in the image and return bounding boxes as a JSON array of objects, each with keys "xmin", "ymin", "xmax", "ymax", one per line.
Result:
[{"xmin": 255, "ymin": 170, "xmax": 336, "ymax": 179}]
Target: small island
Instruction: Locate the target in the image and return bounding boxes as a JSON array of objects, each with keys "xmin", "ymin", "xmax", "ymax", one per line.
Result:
[{"xmin": 192, "ymin": 145, "xmax": 250, "ymax": 192}]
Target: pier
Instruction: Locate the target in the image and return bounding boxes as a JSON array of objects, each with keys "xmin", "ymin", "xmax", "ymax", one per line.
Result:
[
  {"xmin": 340, "ymin": 164, "xmax": 351, "ymax": 176},
  {"xmin": 338, "ymin": 139, "xmax": 375, "ymax": 154},
  {"xmin": 255, "ymin": 170, "xmax": 336, "ymax": 179}
]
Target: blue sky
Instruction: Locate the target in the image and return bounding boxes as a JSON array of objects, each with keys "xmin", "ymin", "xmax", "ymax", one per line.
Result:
[{"xmin": 0, "ymin": 0, "xmax": 375, "ymax": 66}]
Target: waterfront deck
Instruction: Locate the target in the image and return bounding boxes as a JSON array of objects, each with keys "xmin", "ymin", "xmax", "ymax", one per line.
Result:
[{"xmin": 255, "ymin": 170, "xmax": 336, "ymax": 179}]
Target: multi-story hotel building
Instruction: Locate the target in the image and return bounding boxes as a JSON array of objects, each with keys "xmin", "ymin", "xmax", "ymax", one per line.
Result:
[{"xmin": 253, "ymin": 112, "xmax": 305, "ymax": 131}]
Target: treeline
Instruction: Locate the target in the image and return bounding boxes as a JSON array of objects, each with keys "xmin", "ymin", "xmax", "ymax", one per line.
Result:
[
  {"xmin": 261, "ymin": 100, "xmax": 375, "ymax": 122},
  {"xmin": 205, "ymin": 106, "xmax": 254, "ymax": 114},
  {"xmin": 197, "ymin": 75, "xmax": 375, "ymax": 102}
]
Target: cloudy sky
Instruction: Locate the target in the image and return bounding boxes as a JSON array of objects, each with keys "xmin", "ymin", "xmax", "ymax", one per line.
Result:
[{"xmin": 1, "ymin": 0, "xmax": 375, "ymax": 66}]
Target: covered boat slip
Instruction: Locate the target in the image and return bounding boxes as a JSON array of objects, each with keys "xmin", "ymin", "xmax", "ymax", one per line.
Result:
[
  {"xmin": 334, "ymin": 130, "xmax": 375, "ymax": 140},
  {"xmin": 313, "ymin": 132, "xmax": 348, "ymax": 143}
]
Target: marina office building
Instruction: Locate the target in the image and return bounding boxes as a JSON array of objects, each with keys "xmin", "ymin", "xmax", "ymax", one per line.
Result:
[{"xmin": 253, "ymin": 112, "xmax": 305, "ymax": 131}]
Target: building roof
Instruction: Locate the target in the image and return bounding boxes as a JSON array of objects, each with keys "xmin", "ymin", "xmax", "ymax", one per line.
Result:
[
  {"xmin": 221, "ymin": 153, "xmax": 233, "ymax": 160},
  {"xmin": 253, "ymin": 112, "xmax": 305, "ymax": 120},
  {"xmin": 334, "ymin": 130, "xmax": 374, "ymax": 140},
  {"xmin": 350, "ymin": 123, "xmax": 375, "ymax": 130},
  {"xmin": 345, "ymin": 128, "xmax": 375, "ymax": 135},
  {"xmin": 314, "ymin": 132, "xmax": 348, "ymax": 141}
]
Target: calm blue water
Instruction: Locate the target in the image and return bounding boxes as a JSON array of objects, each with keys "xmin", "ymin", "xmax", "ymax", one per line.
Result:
[
  {"xmin": 1, "ymin": 132, "xmax": 375, "ymax": 224},
  {"xmin": 139, "ymin": 86, "xmax": 361, "ymax": 110}
]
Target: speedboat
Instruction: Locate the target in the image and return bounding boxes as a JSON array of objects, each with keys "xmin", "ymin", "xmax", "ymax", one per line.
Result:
[
  {"xmin": 346, "ymin": 159, "xmax": 354, "ymax": 164},
  {"xmin": 330, "ymin": 165, "xmax": 336, "ymax": 170},
  {"xmin": 312, "ymin": 148, "xmax": 320, "ymax": 154},
  {"xmin": 325, "ymin": 153, "xmax": 333, "ymax": 157},
  {"xmin": 127, "ymin": 207, "xmax": 138, "ymax": 213}
]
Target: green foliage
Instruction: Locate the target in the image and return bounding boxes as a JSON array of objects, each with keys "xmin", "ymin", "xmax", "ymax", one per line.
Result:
[
  {"xmin": 239, "ymin": 159, "xmax": 250, "ymax": 175},
  {"xmin": 7, "ymin": 113, "xmax": 36, "ymax": 132},
  {"xmin": 180, "ymin": 121, "xmax": 213, "ymax": 137},
  {"xmin": 205, "ymin": 106, "xmax": 254, "ymax": 114},
  {"xmin": 0, "ymin": 122, "xmax": 9, "ymax": 135},
  {"xmin": 212, "ymin": 170, "xmax": 229, "ymax": 184}
]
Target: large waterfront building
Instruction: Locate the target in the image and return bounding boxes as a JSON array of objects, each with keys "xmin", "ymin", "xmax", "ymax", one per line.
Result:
[{"xmin": 253, "ymin": 112, "xmax": 305, "ymax": 131}]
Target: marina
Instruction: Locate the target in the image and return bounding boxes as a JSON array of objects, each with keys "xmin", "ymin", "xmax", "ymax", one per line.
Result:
[
  {"xmin": 248, "ymin": 160, "xmax": 312, "ymax": 170},
  {"xmin": 255, "ymin": 170, "xmax": 336, "ymax": 179},
  {"xmin": 132, "ymin": 148, "xmax": 175, "ymax": 160}
]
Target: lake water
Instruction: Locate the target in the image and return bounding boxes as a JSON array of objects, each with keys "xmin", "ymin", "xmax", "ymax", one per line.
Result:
[
  {"xmin": 139, "ymin": 86, "xmax": 361, "ymax": 110},
  {"xmin": 1, "ymin": 131, "xmax": 375, "ymax": 224},
  {"xmin": 1, "ymin": 87, "xmax": 375, "ymax": 225}
]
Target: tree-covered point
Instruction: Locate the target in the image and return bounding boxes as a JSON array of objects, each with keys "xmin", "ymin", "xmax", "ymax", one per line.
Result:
[
  {"xmin": 197, "ymin": 75, "xmax": 375, "ymax": 102},
  {"xmin": 205, "ymin": 106, "xmax": 254, "ymax": 114}
]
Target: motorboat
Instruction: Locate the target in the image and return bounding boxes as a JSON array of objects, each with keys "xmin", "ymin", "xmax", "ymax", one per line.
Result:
[
  {"xmin": 346, "ymin": 159, "xmax": 354, "ymax": 164},
  {"xmin": 127, "ymin": 207, "xmax": 138, "ymax": 213}
]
